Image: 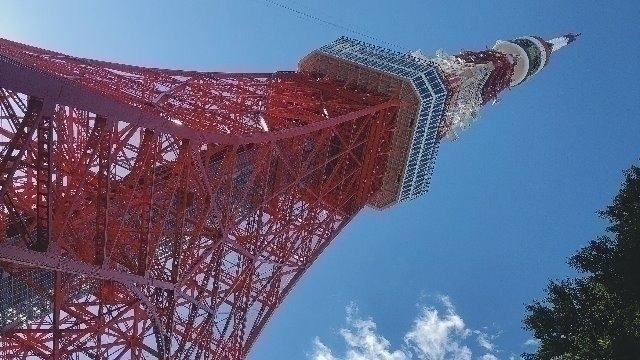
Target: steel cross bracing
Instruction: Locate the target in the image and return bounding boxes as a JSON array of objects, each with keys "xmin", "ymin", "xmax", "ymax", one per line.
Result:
[{"xmin": 0, "ymin": 38, "xmax": 401, "ymax": 359}]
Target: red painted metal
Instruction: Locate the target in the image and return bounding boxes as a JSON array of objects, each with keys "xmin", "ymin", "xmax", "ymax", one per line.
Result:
[
  {"xmin": 436, "ymin": 49, "xmax": 516, "ymax": 139},
  {"xmin": 456, "ymin": 49, "xmax": 515, "ymax": 104},
  {"xmin": 0, "ymin": 38, "xmax": 401, "ymax": 359}
]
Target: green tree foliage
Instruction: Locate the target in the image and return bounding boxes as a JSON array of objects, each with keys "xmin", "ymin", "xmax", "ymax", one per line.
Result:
[{"xmin": 523, "ymin": 165, "xmax": 640, "ymax": 360}]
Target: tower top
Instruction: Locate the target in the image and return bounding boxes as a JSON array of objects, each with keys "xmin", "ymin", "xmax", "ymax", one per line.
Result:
[
  {"xmin": 493, "ymin": 33, "xmax": 580, "ymax": 86},
  {"xmin": 549, "ymin": 33, "xmax": 582, "ymax": 51},
  {"xmin": 300, "ymin": 33, "xmax": 578, "ymax": 206}
]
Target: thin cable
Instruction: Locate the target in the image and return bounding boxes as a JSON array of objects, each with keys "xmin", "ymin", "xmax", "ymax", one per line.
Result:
[{"xmin": 258, "ymin": 0, "xmax": 410, "ymax": 52}]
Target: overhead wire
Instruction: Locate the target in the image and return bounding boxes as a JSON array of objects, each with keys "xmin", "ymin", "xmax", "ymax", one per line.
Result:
[{"xmin": 257, "ymin": 0, "xmax": 411, "ymax": 52}]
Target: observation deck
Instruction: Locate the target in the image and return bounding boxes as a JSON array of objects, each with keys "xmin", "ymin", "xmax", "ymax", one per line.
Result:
[{"xmin": 300, "ymin": 37, "xmax": 448, "ymax": 207}]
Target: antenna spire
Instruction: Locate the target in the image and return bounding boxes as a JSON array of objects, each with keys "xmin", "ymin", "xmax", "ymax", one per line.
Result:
[{"xmin": 548, "ymin": 33, "xmax": 581, "ymax": 52}]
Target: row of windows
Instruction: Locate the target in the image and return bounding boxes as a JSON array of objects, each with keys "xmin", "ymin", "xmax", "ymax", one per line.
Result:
[
  {"xmin": 325, "ymin": 37, "xmax": 437, "ymax": 72},
  {"xmin": 413, "ymin": 74, "xmax": 446, "ymax": 98},
  {"xmin": 333, "ymin": 49, "xmax": 418, "ymax": 80},
  {"xmin": 409, "ymin": 109, "xmax": 441, "ymax": 157},
  {"xmin": 322, "ymin": 39, "xmax": 449, "ymax": 107},
  {"xmin": 409, "ymin": 113, "xmax": 443, "ymax": 151},
  {"xmin": 402, "ymin": 146, "xmax": 438, "ymax": 194},
  {"xmin": 406, "ymin": 138, "xmax": 436, "ymax": 176},
  {"xmin": 399, "ymin": 102, "xmax": 445, "ymax": 199},
  {"xmin": 324, "ymin": 40, "xmax": 436, "ymax": 82},
  {"xmin": 402, "ymin": 154, "xmax": 438, "ymax": 198},
  {"xmin": 329, "ymin": 37, "xmax": 401, "ymax": 57},
  {"xmin": 405, "ymin": 159, "xmax": 435, "ymax": 178},
  {"xmin": 349, "ymin": 45, "xmax": 410, "ymax": 68}
]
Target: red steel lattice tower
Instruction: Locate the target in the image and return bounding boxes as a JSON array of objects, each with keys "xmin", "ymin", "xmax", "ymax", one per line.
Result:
[{"xmin": 0, "ymin": 33, "xmax": 578, "ymax": 359}]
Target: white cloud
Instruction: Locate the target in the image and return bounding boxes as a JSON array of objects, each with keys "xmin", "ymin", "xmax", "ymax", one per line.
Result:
[
  {"xmin": 312, "ymin": 337, "xmax": 338, "ymax": 360},
  {"xmin": 404, "ymin": 295, "xmax": 471, "ymax": 360},
  {"xmin": 522, "ymin": 339, "xmax": 540, "ymax": 348},
  {"xmin": 340, "ymin": 316, "xmax": 411, "ymax": 360},
  {"xmin": 523, "ymin": 338, "xmax": 539, "ymax": 347},
  {"xmin": 310, "ymin": 296, "xmax": 502, "ymax": 360},
  {"xmin": 312, "ymin": 304, "xmax": 411, "ymax": 360},
  {"xmin": 479, "ymin": 354, "xmax": 498, "ymax": 360},
  {"xmin": 475, "ymin": 330, "xmax": 496, "ymax": 352}
]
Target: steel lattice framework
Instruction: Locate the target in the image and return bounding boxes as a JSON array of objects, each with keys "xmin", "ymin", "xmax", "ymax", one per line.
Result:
[
  {"xmin": 0, "ymin": 38, "xmax": 401, "ymax": 359},
  {"xmin": 0, "ymin": 32, "xmax": 577, "ymax": 359}
]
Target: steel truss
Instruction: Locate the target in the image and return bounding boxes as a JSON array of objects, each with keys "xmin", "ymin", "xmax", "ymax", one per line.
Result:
[{"xmin": 0, "ymin": 38, "xmax": 400, "ymax": 359}]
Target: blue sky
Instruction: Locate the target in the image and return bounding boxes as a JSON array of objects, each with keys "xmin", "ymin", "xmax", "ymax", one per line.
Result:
[{"xmin": 1, "ymin": 1, "xmax": 639, "ymax": 359}]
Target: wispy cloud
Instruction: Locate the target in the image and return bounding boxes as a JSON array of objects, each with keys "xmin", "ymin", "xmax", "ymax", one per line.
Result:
[
  {"xmin": 523, "ymin": 338, "xmax": 539, "ymax": 348},
  {"xmin": 404, "ymin": 295, "xmax": 472, "ymax": 360},
  {"xmin": 312, "ymin": 337, "xmax": 338, "ymax": 360},
  {"xmin": 310, "ymin": 296, "xmax": 501, "ymax": 360},
  {"xmin": 479, "ymin": 355, "xmax": 499, "ymax": 360},
  {"xmin": 475, "ymin": 328, "xmax": 499, "ymax": 353},
  {"xmin": 311, "ymin": 304, "xmax": 411, "ymax": 360}
]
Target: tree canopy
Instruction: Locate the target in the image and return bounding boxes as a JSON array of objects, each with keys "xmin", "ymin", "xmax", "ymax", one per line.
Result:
[{"xmin": 523, "ymin": 164, "xmax": 640, "ymax": 359}]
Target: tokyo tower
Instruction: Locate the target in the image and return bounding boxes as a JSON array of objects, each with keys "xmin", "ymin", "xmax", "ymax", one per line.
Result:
[{"xmin": 0, "ymin": 33, "xmax": 578, "ymax": 359}]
